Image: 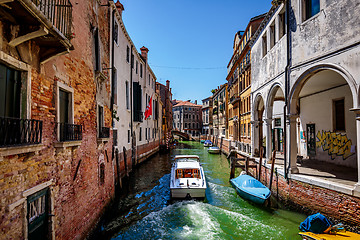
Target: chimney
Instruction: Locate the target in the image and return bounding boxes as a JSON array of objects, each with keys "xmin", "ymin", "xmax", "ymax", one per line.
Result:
[
  {"xmin": 140, "ymin": 46, "xmax": 149, "ymax": 61},
  {"xmin": 115, "ymin": 1, "xmax": 124, "ymax": 16},
  {"xmin": 166, "ymin": 80, "xmax": 170, "ymax": 89},
  {"xmin": 195, "ymin": 100, "xmax": 197, "ymax": 105}
]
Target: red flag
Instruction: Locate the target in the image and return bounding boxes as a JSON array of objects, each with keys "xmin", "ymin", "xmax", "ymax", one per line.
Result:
[{"xmin": 144, "ymin": 96, "xmax": 152, "ymax": 120}]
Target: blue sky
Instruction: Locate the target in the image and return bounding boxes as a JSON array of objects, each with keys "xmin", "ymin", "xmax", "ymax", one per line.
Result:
[{"xmin": 120, "ymin": 0, "xmax": 272, "ymax": 103}]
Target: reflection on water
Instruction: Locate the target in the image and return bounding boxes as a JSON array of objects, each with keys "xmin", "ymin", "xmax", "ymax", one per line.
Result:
[{"xmin": 91, "ymin": 141, "xmax": 305, "ymax": 240}]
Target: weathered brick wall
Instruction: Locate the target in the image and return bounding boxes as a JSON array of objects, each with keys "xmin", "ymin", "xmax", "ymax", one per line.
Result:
[{"xmin": 0, "ymin": 1, "xmax": 116, "ymax": 240}]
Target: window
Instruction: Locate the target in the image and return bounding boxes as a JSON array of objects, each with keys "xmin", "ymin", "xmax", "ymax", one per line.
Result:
[
  {"xmin": 131, "ymin": 53, "xmax": 134, "ymax": 68},
  {"xmin": 114, "ymin": 21, "xmax": 118, "ymax": 44},
  {"xmin": 140, "ymin": 64, "xmax": 143, "ymax": 78},
  {"xmin": 275, "ymin": 118, "xmax": 281, "ymax": 127},
  {"xmin": 59, "ymin": 89, "xmax": 70, "ymax": 124},
  {"xmin": 125, "ymin": 81, "xmax": 129, "ymax": 110},
  {"xmin": 94, "ymin": 29, "xmax": 100, "ymax": 72},
  {"xmin": 99, "ymin": 163, "xmax": 105, "ymax": 184},
  {"xmin": 279, "ymin": 12, "xmax": 286, "ymax": 39},
  {"xmin": 128, "ymin": 130, "xmax": 130, "ymax": 143},
  {"xmin": 0, "ymin": 63, "xmax": 21, "ymax": 118},
  {"xmin": 126, "ymin": 46, "xmax": 130, "ymax": 63},
  {"xmin": 333, "ymin": 99, "xmax": 345, "ymax": 131},
  {"xmin": 262, "ymin": 33, "xmax": 267, "ymax": 57},
  {"xmin": 98, "ymin": 105, "xmax": 104, "ymax": 136},
  {"xmin": 139, "ymin": 127, "xmax": 142, "ymax": 141},
  {"xmin": 56, "ymin": 82, "xmax": 77, "ymax": 142},
  {"xmin": 136, "ymin": 61, "xmax": 138, "ymax": 74},
  {"xmin": 270, "ymin": 22, "xmax": 275, "ymax": 49},
  {"xmin": 145, "ymin": 127, "xmax": 147, "ymax": 140},
  {"xmin": 303, "ymin": 0, "xmax": 320, "ymax": 21},
  {"xmin": 27, "ymin": 188, "xmax": 49, "ymax": 239}
]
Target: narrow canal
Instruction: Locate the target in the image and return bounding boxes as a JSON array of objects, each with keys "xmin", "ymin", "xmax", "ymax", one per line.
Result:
[{"xmin": 91, "ymin": 141, "xmax": 306, "ymax": 240}]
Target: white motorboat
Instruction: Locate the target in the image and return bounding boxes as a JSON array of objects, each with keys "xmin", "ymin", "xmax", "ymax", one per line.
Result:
[
  {"xmin": 170, "ymin": 155, "xmax": 207, "ymax": 199},
  {"xmin": 208, "ymin": 146, "xmax": 220, "ymax": 154}
]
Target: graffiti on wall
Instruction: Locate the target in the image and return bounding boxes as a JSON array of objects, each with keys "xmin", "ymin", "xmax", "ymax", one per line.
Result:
[{"xmin": 316, "ymin": 130, "xmax": 354, "ymax": 160}]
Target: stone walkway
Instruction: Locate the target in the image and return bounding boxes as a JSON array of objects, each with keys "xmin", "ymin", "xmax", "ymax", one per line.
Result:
[{"xmin": 273, "ymin": 154, "xmax": 357, "ymax": 187}]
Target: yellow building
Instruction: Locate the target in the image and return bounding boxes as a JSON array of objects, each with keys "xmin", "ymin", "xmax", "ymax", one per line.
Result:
[{"xmin": 226, "ymin": 14, "xmax": 265, "ymax": 153}]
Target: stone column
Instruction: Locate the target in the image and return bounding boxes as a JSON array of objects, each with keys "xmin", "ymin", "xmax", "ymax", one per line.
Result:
[
  {"xmin": 287, "ymin": 114, "xmax": 299, "ymax": 174},
  {"xmin": 265, "ymin": 118, "xmax": 273, "ymax": 162},
  {"xmin": 352, "ymin": 109, "xmax": 360, "ymax": 194}
]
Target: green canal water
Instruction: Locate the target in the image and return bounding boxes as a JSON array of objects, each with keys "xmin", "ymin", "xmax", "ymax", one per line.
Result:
[{"xmin": 93, "ymin": 141, "xmax": 307, "ymax": 240}]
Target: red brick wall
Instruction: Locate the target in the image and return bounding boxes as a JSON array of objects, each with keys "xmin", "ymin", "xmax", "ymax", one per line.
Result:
[
  {"xmin": 0, "ymin": 1, "xmax": 115, "ymax": 240},
  {"xmin": 245, "ymin": 163, "xmax": 360, "ymax": 229}
]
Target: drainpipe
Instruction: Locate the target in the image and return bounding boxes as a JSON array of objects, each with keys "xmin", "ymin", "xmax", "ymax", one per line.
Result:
[
  {"xmin": 284, "ymin": 0, "xmax": 291, "ymax": 180},
  {"xmin": 130, "ymin": 45, "xmax": 135, "ymax": 169},
  {"xmin": 110, "ymin": 9, "xmax": 115, "ymax": 127}
]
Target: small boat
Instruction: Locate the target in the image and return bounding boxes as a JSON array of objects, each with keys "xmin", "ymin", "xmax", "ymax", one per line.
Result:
[
  {"xmin": 170, "ymin": 155, "xmax": 207, "ymax": 199},
  {"xmin": 299, "ymin": 213, "xmax": 360, "ymax": 240},
  {"xmin": 208, "ymin": 146, "xmax": 220, "ymax": 154},
  {"xmin": 204, "ymin": 140, "xmax": 213, "ymax": 147},
  {"xmin": 230, "ymin": 173, "xmax": 271, "ymax": 204},
  {"xmin": 200, "ymin": 140, "xmax": 205, "ymax": 143},
  {"xmin": 299, "ymin": 231, "xmax": 360, "ymax": 240}
]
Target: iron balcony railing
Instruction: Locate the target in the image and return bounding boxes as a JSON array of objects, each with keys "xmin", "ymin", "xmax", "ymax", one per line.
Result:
[
  {"xmin": 30, "ymin": 0, "xmax": 72, "ymax": 38},
  {"xmin": 98, "ymin": 127, "xmax": 110, "ymax": 139},
  {"xmin": 58, "ymin": 122, "xmax": 82, "ymax": 142},
  {"xmin": 0, "ymin": 117, "xmax": 42, "ymax": 147}
]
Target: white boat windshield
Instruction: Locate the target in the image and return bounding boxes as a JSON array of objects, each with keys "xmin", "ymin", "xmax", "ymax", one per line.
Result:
[{"xmin": 176, "ymin": 168, "xmax": 201, "ymax": 179}]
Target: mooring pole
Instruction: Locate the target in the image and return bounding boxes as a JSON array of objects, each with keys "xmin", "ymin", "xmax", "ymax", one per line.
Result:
[
  {"xmin": 258, "ymin": 147, "xmax": 263, "ymax": 180},
  {"xmin": 230, "ymin": 157, "xmax": 236, "ymax": 179},
  {"xmin": 269, "ymin": 150, "xmax": 276, "ymax": 191}
]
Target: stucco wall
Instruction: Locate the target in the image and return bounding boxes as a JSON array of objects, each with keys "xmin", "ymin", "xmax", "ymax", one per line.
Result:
[
  {"xmin": 290, "ymin": 0, "xmax": 360, "ymax": 67},
  {"xmin": 299, "ymin": 85, "xmax": 356, "ymax": 167}
]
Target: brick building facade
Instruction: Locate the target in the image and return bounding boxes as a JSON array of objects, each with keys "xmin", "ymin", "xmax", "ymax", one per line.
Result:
[{"xmin": 0, "ymin": 0, "xmax": 116, "ymax": 239}]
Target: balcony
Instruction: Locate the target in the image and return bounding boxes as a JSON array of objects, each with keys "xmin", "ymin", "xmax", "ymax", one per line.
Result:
[
  {"xmin": 98, "ymin": 127, "xmax": 110, "ymax": 139},
  {"xmin": 58, "ymin": 122, "xmax": 82, "ymax": 142},
  {"xmin": 1, "ymin": 0, "xmax": 73, "ymax": 63},
  {"xmin": 0, "ymin": 117, "xmax": 42, "ymax": 147}
]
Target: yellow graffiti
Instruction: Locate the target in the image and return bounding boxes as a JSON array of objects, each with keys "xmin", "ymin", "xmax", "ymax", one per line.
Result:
[{"xmin": 316, "ymin": 130, "xmax": 354, "ymax": 160}]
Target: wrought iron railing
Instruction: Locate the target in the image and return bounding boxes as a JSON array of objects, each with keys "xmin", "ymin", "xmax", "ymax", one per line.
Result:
[
  {"xmin": 30, "ymin": 0, "xmax": 73, "ymax": 38},
  {"xmin": 0, "ymin": 117, "xmax": 42, "ymax": 147},
  {"xmin": 99, "ymin": 127, "xmax": 110, "ymax": 139},
  {"xmin": 133, "ymin": 111, "xmax": 143, "ymax": 122},
  {"xmin": 58, "ymin": 122, "xmax": 82, "ymax": 142}
]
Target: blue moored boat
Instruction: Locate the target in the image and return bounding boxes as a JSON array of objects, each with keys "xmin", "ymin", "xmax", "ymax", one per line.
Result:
[
  {"xmin": 204, "ymin": 140, "xmax": 213, "ymax": 147},
  {"xmin": 230, "ymin": 174, "xmax": 271, "ymax": 205}
]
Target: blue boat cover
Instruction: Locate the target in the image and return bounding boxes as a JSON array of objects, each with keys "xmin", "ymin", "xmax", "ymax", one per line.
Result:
[
  {"xmin": 230, "ymin": 174, "xmax": 271, "ymax": 202},
  {"xmin": 299, "ymin": 213, "xmax": 332, "ymax": 234},
  {"xmin": 204, "ymin": 140, "xmax": 212, "ymax": 144}
]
